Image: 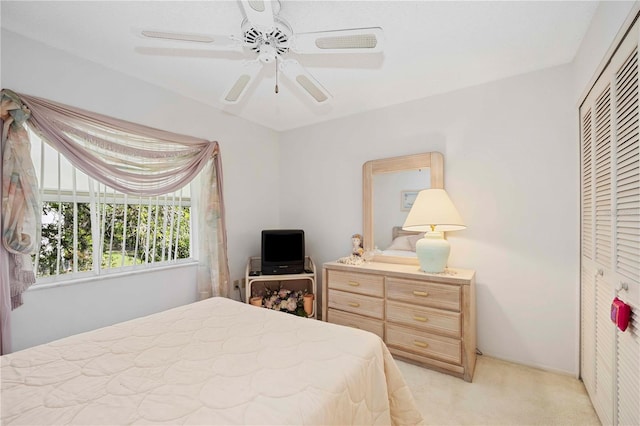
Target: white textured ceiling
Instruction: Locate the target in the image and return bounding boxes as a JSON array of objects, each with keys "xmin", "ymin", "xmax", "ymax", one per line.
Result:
[{"xmin": 1, "ymin": 1, "xmax": 598, "ymax": 131}]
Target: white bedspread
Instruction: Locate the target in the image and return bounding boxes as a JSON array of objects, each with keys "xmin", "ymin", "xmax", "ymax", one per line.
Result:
[{"xmin": 1, "ymin": 297, "xmax": 423, "ymax": 425}]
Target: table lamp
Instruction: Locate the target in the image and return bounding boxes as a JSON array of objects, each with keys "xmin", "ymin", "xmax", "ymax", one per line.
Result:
[{"xmin": 402, "ymin": 189, "xmax": 466, "ymax": 273}]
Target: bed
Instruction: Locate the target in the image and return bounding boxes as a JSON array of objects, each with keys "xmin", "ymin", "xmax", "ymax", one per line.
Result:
[
  {"xmin": 379, "ymin": 226, "xmax": 422, "ymax": 257},
  {"xmin": 1, "ymin": 297, "xmax": 424, "ymax": 425}
]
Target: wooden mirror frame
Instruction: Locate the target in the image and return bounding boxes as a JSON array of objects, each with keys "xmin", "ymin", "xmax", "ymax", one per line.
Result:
[{"xmin": 362, "ymin": 152, "xmax": 444, "ymax": 264}]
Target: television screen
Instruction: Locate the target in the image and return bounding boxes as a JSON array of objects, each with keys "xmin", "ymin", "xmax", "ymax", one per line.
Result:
[{"xmin": 261, "ymin": 230, "xmax": 305, "ymax": 274}]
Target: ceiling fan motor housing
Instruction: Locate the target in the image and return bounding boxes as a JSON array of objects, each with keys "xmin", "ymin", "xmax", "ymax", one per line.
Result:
[{"xmin": 242, "ymin": 17, "xmax": 292, "ymax": 63}]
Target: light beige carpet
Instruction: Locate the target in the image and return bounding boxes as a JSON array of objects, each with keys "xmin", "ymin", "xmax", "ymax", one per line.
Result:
[{"xmin": 396, "ymin": 356, "xmax": 600, "ymax": 425}]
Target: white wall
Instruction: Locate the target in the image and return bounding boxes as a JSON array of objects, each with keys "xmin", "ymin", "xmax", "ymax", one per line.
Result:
[
  {"xmin": 10, "ymin": 264, "xmax": 198, "ymax": 352},
  {"xmin": 571, "ymin": 1, "xmax": 637, "ymax": 102},
  {"xmin": 2, "ymin": 30, "xmax": 280, "ymax": 350},
  {"xmin": 279, "ymin": 65, "xmax": 578, "ymax": 374},
  {"xmin": 277, "ymin": 1, "xmax": 637, "ymax": 375}
]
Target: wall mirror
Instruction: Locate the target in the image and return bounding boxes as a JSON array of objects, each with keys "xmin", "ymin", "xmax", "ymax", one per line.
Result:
[{"xmin": 363, "ymin": 152, "xmax": 444, "ymax": 264}]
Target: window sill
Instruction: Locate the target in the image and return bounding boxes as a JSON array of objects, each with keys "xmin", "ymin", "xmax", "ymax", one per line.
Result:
[{"xmin": 30, "ymin": 259, "xmax": 199, "ymax": 291}]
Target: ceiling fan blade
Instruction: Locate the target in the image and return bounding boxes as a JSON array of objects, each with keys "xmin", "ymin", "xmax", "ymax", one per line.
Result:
[
  {"xmin": 139, "ymin": 29, "xmax": 239, "ymax": 49},
  {"xmin": 291, "ymin": 27, "xmax": 384, "ymax": 54},
  {"xmin": 239, "ymin": 0, "xmax": 275, "ymax": 33},
  {"xmin": 279, "ymin": 59, "xmax": 331, "ymax": 104},
  {"xmin": 221, "ymin": 61, "xmax": 263, "ymax": 104}
]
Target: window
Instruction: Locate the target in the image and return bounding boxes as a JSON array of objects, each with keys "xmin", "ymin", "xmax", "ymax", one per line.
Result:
[{"xmin": 29, "ymin": 128, "xmax": 193, "ymax": 282}]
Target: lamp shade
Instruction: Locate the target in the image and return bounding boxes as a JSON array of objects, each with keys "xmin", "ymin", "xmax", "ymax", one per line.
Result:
[
  {"xmin": 402, "ymin": 189, "xmax": 465, "ymax": 273},
  {"xmin": 402, "ymin": 189, "xmax": 466, "ymax": 232}
]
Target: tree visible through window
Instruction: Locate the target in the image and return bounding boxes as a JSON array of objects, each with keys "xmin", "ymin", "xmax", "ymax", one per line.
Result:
[
  {"xmin": 39, "ymin": 201, "xmax": 92, "ymax": 276},
  {"xmin": 29, "ymin": 129, "xmax": 193, "ymax": 281}
]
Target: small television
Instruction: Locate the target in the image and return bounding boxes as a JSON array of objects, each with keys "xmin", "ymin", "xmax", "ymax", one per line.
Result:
[{"xmin": 261, "ymin": 229, "xmax": 305, "ymax": 275}]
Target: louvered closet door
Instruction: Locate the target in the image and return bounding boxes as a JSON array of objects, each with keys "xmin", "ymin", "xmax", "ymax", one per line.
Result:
[
  {"xmin": 581, "ymin": 76, "xmax": 616, "ymax": 425},
  {"xmin": 613, "ymin": 39, "xmax": 640, "ymax": 426},
  {"xmin": 595, "ymin": 83, "xmax": 615, "ymax": 426},
  {"xmin": 580, "ymin": 15, "xmax": 640, "ymax": 426},
  {"xmin": 580, "ymin": 105, "xmax": 596, "ymax": 396},
  {"xmin": 616, "ymin": 307, "xmax": 639, "ymax": 426}
]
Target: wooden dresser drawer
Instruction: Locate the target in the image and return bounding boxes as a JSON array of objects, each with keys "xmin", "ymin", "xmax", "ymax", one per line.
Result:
[
  {"xmin": 386, "ymin": 277, "xmax": 461, "ymax": 311},
  {"xmin": 386, "ymin": 323, "xmax": 461, "ymax": 365},
  {"xmin": 327, "ymin": 309, "xmax": 384, "ymax": 339},
  {"xmin": 327, "ymin": 270, "xmax": 384, "ymax": 297},
  {"xmin": 386, "ymin": 300, "xmax": 461, "ymax": 338},
  {"xmin": 323, "ymin": 261, "xmax": 475, "ymax": 381},
  {"xmin": 328, "ymin": 289, "xmax": 384, "ymax": 319}
]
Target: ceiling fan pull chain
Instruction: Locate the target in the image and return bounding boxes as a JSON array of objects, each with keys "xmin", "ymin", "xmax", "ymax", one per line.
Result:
[{"xmin": 275, "ymin": 56, "xmax": 279, "ymax": 94}]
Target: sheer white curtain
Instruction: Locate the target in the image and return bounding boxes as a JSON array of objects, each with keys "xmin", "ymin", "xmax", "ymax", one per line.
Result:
[{"xmin": 0, "ymin": 90, "xmax": 230, "ymax": 354}]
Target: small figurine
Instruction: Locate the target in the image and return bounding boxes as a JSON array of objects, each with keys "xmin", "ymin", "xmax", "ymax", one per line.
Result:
[
  {"xmin": 337, "ymin": 233, "xmax": 366, "ymax": 265},
  {"xmin": 351, "ymin": 233, "xmax": 364, "ymax": 257}
]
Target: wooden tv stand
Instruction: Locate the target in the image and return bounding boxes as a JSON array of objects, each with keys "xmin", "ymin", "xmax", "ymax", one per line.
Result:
[{"xmin": 244, "ymin": 256, "xmax": 317, "ymax": 319}]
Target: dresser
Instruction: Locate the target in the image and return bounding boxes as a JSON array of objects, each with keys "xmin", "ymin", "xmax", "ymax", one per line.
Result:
[{"xmin": 322, "ymin": 261, "xmax": 476, "ymax": 381}]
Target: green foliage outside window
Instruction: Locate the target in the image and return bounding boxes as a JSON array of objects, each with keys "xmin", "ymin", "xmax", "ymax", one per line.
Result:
[{"xmin": 37, "ymin": 201, "xmax": 191, "ymax": 278}]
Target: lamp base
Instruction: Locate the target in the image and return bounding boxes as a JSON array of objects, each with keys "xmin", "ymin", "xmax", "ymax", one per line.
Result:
[{"xmin": 415, "ymin": 232, "xmax": 450, "ymax": 273}]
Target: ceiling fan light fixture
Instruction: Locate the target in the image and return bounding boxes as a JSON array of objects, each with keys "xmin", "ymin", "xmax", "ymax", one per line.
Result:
[
  {"xmin": 316, "ymin": 34, "xmax": 378, "ymax": 50},
  {"xmin": 141, "ymin": 30, "xmax": 214, "ymax": 44}
]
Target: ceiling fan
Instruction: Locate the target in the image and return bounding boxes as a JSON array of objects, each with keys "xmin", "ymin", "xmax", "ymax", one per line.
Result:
[{"xmin": 139, "ymin": 0, "xmax": 384, "ymax": 105}]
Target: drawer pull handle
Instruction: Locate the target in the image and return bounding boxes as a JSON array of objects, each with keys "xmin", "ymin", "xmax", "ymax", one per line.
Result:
[
  {"xmin": 413, "ymin": 291, "xmax": 429, "ymax": 297},
  {"xmin": 413, "ymin": 315, "xmax": 428, "ymax": 322},
  {"xmin": 413, "ymin": 341, "xmax": 429, "ymax": 348},
  {"xmin": 348, "ymin": 302, "xmax": 360, "ymax": 308},
  {"xmin": 348, "ymin": 281, "xmax": 360, "ymax": 287}
]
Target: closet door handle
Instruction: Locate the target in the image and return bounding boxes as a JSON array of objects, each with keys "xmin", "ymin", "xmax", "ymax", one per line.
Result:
[
  {"xmin": 413, "ymin": 291, "xmax": 429, "ymax": 297},
  {"xmin": 617, "ymin": 282, "xmax": 629, "ymax": 292}
]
